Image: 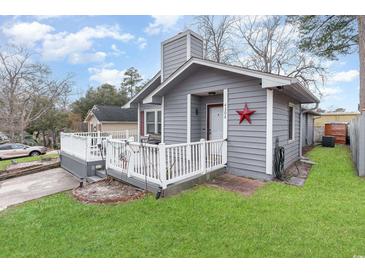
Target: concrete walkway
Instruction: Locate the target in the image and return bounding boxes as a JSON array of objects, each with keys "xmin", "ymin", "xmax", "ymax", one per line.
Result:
[{"xmin": 0, "ymin": 168, "xmax": 79, "ymax": 211}]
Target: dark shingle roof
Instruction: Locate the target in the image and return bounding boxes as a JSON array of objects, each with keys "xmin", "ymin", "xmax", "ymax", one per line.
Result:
[{"xmin": 92, "ymin": 105, "xmax": 137, "ymax": 122}]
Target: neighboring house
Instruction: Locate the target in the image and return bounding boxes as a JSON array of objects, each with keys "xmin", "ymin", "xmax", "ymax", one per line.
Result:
[
  {"xmin": 84, "ymin": 105, "xmax": 138, "ymax": 132},
  {"xmin": 301, "ymin": 109, "xmax": 320, "ymax": 147},
  {"xmin": 123, "ymin": 29, "xmax": 319, "ymax": 181},
  {"xmin": 314, "ymin": 112, "xmax": 360, "ymax": 127}
]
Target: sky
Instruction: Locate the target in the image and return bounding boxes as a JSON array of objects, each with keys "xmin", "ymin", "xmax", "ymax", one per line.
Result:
[{"xmin": 0, "ymin": 15, "xmax": 360, "ymax": 111}]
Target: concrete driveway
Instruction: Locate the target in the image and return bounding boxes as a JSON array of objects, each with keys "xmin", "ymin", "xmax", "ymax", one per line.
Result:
[{"xmin": 0, "ymin": 168, "xmax": 79, "ymax": 211}]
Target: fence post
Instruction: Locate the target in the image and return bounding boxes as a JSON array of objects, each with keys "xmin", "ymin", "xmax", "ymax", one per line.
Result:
[
  {"xmin": 222, "ymin": 139, "xmax": 228, "ymax": 165},
  {"xmin": 126, "ymin": 130, "xmax": 129, "ymax": 140},
  {"xmin": 159, "ymin": 143, "xmax": 167, "ymax": 188},
  {"xmin": 200, "ymin": 139, "xmax": 206, "ymax": 174},
  {"xmin": 127, "ymin": 142, "xmax": 134, "ymax": 178},
  {"xmin": 105, "ymin": 139, "xmax": 110, "ymax": 171}
]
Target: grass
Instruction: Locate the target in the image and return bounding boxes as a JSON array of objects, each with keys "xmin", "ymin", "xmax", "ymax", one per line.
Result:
[
  {"xmin": 0, "ymin": 153, "xmax": 59, "ymax": 171},
  {"xmin": 0, "ymin": 145, "xmax": 365, "ymax": 257}
]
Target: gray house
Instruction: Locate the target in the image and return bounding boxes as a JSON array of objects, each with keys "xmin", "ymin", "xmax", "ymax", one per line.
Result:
[
  {"xmin": 123, "ymin": 29, "xmax": 319, "ymax": 181},
  {"xmin": 301, "ymin": 109, "xmax": 320, "ymax": 148}
]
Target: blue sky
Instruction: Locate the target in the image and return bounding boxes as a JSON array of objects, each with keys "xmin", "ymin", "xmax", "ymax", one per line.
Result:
[{"xmin": 0, "ymin": 15, "xmax": 360, "ymax": 111}]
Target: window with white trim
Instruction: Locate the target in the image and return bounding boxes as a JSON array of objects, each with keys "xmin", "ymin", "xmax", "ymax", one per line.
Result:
[
  {"xmin": 288, "ymin": 104, "xmax": 295, "ymax": 141},
  {"xmin": 145, "ymin": 110, "xmax": 161, "ymax": 134}
]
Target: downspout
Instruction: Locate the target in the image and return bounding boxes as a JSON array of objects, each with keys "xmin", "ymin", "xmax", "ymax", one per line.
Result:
[{"xmin": 300, "ymin": 102, "xmax": 319, "ymax": 158}]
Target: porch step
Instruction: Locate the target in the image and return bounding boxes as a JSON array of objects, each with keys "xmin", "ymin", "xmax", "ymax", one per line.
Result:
[
  {"xmin": 86, "ymin": 175, "xmax": 104, "ymax": 183},
  {"xmin": 95, "ymin": 169, "xmax": 107, "ymax": 178}
]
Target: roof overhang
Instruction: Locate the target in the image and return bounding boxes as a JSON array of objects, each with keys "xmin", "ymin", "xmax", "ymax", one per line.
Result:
[
  {"xmin": 122, "ymin": 72, "xmax": 161, "ymax": 108},
  {"xmin": 143, "ymin": 58, "xmax": 319, "ymax": 104},
  {"xmin": 84, "ymin": 106, "xmax": 98, "ymax": 123}
]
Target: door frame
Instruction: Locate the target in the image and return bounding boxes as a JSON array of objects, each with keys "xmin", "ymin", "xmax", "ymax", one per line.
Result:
[{"xmin": 206, "ymin": 103, "xmax": 224, "ymax": 140}]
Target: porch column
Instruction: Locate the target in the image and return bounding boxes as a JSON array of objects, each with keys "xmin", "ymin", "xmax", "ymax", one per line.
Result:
[
  {"xmin": 161, "ymin": 96, "xmax": 165, "ymax": 143},
  {"xmin": 266, "ymin": 89, "xmax": 273, "ymax": 175},
  {"xmin": 187, "ymin": 94, "xmax": 191, "ymax": 143},
  {"xmin": 137, "ymin": 103, "xmax": 141, "ymax": 142},
  {"xmin": 223, "ymin": 89, "xmax": 228, "ymax": 165}
]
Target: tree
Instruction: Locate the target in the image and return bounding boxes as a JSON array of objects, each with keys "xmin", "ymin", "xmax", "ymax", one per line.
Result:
[
  {"xmin": 120, "ymin": 67, "xmax": 143, "ymax": 98},
  {"xmin": 0, "ymin": 46, "xmax": 72, "ymax": 142},
  {"xmin": 290, "ymin": 16, "xmax": 364, "ymax": 111},
  {"xmin": 193, "ymin": 15, "xmax": 236, "ymax": 63},
  {"xmin": 334, "ymin": 107, "xmax": 346, "ymax": 113},
  {"xmin": 72, "ymin": 83, "xmax": 127, "ymax": 120},
  {"xmin": 27, "ymin": 97, "xmax": 69, "ymax": 148},
  {"xmin": 233, "ymin": 16, "xmax": 326, "ymax": 97}
]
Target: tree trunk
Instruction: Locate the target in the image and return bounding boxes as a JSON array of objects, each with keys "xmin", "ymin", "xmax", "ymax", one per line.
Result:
[
  {"xmin": 42, "ymin": 131, "xmax": 47, "ymax": 147},
  {"xmin": 359, "ymin": 16, "xmax": 365, "ymax": 112}
]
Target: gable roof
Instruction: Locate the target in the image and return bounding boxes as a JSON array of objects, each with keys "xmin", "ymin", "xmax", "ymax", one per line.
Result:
[
  {"xmin": 122, "ymin": 72, "xmax": 161, "ymax": 108},
  {"xmin": 84, "ymin": 105, "xmax": 137, "ymax": 123},
  {"xmin": 142, "ymin": 57, "xmax": 319, "ymax": 105}
]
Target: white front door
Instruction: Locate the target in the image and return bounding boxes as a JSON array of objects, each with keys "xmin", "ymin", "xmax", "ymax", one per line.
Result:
[{"xmin": 208, "ymin": 105, "xmax": 223, "ymax": 140}]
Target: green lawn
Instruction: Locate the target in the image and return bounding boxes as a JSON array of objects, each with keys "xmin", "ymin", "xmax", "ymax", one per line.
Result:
[
  {"xmin": 0, "ymin": 145, "xmax": 364, "ymax": 257},
  {"xmin": 0, "ymin": 153, "xmax": 59, "ymax": 171}
]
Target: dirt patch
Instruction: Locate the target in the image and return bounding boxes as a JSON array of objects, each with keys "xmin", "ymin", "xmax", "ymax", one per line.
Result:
[
  {"xmin": 302, "ymin": 145, "xmax": 316, "ymax": 156},
  {"xmin": 285, "ymin": 161, "xmax": 312, "ymax": 179},
  {"xmin": 206, "ymin": 173, "xmax": 264, "ymax": 196},
  {"xmin": 72, "ymin": 177, "xmax": 145, "ymax": 204}
]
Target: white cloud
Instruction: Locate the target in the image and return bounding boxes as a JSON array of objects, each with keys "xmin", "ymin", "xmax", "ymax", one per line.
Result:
[
  {"xmin": 110, "ymin": 44, "xmax": 126, "ymax": 56},
  {"xmin": 329, "ymin": 69, "xmax": 359, "ymax": 83},
  {"xmin": 88, "ymin": 65, "xmax": 125, "ymax": 86},
  {"xmin": 321, "ymin": 86, "xmax": 343, "ymax": 97},
  {"xmin": 2, "ymin": 21, "xmax": 135, "ymax": 63},
  {"xmin": 137, "ymin": 37, "xmax": 147, "ymax": 49},
  {"xmin": 42, "ymin": 25, "xmax": 134, "ymax": 60},
  {"xmin": 2, "ymin": 21, "xmax": 54, "ymax": 47},
  {"xmin": 69, "ymin": 51, "xmax": 106, "ymax": 64},
  {"xmin": 145, "ymin": 15, "xmax": 181, "ymax": 35}
]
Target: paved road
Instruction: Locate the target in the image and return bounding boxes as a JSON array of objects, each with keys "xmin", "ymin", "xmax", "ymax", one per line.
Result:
[{"xmin": 0, "ymin": 168, "xmax": 79, "ymax": 211}]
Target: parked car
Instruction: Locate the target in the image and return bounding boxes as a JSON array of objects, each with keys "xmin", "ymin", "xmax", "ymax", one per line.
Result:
[{"xmin": 0, "ymin": 143, "xmax": 47, "ymax": 160}]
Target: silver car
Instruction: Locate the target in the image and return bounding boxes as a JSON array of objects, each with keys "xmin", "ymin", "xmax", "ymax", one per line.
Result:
[{"xmin": 0, "ymin": 143, "xmax": 47, "ymax": 160}]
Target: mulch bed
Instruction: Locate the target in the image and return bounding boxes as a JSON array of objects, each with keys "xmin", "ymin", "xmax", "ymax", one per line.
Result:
[
  {"xmin": 72, "ymin": 177, "xmax": 145, "ymax": 204},
  {"xmin": 206, "ymin": 173, "xmax": 265, "ymax": 196}
]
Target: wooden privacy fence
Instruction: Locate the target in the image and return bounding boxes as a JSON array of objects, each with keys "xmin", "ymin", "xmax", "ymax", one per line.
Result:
[{"xmin": 349, "ymin": 114, "xmax": 365, "ymax": 176}]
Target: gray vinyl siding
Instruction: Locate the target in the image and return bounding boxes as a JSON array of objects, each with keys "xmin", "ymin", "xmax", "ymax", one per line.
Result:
[
  {"xmin": 140, "ymin": 104, "xmax": 161, "ymax": 111},
  {"xmin": 302, "ymin": 113, "xmax": 314, "ymax": 146},
  {"xmin": 191, "ymin": 35, "xmax": 203, "ymax": 58},
  {"xmin": 162, "ymin": 36, "xmax": 187, "ymax": 80},
  {"xmin": 163, "ymin": 66, "xmax": 269, "ymax": 180},
  {"xmin": 272, "ymin": 92, "xmax": 300, "ymax": 169},
  {"xmin": 191, "ymin": 95, "xmax": 202, "ymax": 142}
]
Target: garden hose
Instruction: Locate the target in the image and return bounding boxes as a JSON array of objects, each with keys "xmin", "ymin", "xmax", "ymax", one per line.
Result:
[{"xmin": 274, "ymin": 144, "xmax": 285, "ymax": 180}]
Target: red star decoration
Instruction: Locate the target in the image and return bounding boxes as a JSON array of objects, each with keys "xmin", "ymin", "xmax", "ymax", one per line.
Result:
[{"xmin": 236, "ymin": 103, "xmax": 256, "ymax": 124}]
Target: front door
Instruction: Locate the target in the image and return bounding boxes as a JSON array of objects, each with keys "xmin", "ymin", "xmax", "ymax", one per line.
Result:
[{"xmin": 208, "ymin": 104, "xmax": 223, "ymax": 140}]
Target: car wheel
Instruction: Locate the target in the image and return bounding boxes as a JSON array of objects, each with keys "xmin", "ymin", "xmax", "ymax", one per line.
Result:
[{"xmin": 30, "ymin": 151, "xmax": 41, "ymax": 157}]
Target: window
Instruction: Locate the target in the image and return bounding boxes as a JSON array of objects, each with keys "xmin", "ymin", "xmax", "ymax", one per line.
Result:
[
  {"xmin": 145, "ymin": 110, "xmax": 161, "ymax": 134},
  {"xmin": 0, "ymin": 145, "xmax": 12, "ymax": 150},
  {"xmin": 157, "ymin": 111, "xmax": 161, "ymax": 134},
  {"xmin": 288, "ymin": 104, "xmax": 295, "ymax": 141},
  {"xmin": 146, "ymin": 111, "xmax": 155, "ymax": 134},
  {"xmin": 11, "ymin": 144, "xmax": 25, "ymax": 149}
]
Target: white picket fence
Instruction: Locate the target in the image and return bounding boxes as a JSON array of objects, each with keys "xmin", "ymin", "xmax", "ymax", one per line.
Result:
[
  {"xmin": 60, "ymin": 130, "xmax": 137, "ymax": 162},
  {"xmin": 106, "ymin": 138, "xmax": 227, "ymax": 188}
]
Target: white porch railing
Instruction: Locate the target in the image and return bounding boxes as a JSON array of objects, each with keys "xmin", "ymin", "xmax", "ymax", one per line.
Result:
[
  {"xmin": 106, "ymin": 138, "xmax": 227, "ymax": 189},
  {"xmin": 60, "ymin": 130, "xmax": 137, "ymax": 162}
]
